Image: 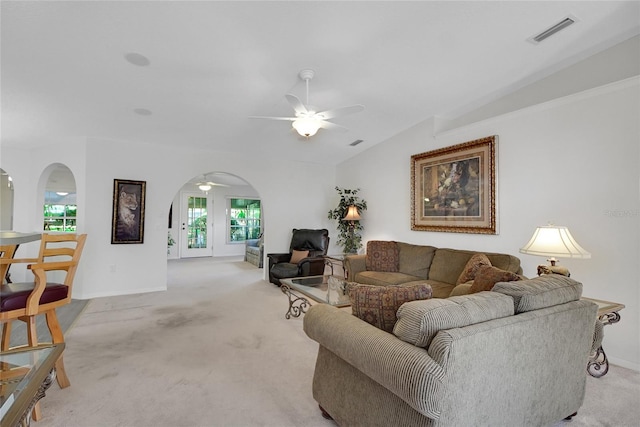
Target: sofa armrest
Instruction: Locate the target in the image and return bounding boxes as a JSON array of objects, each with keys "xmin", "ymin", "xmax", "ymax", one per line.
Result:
[
  {"xmin": 344, "ymin": 254, "xmax": 366, "ymax": 281},
  {"xmin": 245, "ymin": 238, "xmax": 259, "ymax": 247},
  {"xmin": 304, "ymin": 304, "xmax": 446, "ymax": 419}
]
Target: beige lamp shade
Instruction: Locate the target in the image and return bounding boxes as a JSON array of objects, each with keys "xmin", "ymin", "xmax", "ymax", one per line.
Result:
[
  {"xmin": 519, "ymin": 225, "xmax": 591, "ymax": 260},
  {"xmin": 343, "ymin": 205, "xmax": 361, "ymax": 221}
]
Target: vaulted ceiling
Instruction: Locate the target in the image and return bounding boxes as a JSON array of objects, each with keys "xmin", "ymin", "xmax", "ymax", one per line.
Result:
[{"xmin": 2, "ymin": 1, "xmax": 639, "ymax": 165}]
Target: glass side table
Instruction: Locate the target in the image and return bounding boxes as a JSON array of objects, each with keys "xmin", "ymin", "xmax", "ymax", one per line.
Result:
[
  {"xmin": 324, "ymin": 254, "xmax": 348, "ymax": 279},
  {"xmin": 581, "ymin": 297, "xmax": 625, "ymax": 378},
  {"xmin": 1, "ymin": 344, "xmax": 64, "ymax": 427}
]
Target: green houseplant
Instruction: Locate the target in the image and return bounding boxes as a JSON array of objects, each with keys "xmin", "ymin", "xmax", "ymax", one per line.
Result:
[{"xmin": 327, "ymin": 187, "xmax": 367, "ymax": 254}]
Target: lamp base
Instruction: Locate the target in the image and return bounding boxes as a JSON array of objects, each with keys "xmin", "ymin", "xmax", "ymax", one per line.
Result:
[{"xmin": 537, "ymin": 264, "xmax": 570, "ymax": 277}]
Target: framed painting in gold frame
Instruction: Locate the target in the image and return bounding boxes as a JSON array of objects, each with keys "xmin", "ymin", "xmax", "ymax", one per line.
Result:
[{"xmin": 411, "ymin": 135, "xmax": 497, "ymax": 234}]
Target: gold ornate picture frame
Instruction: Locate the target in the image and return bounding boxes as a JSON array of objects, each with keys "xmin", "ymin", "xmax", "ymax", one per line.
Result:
[{"xmin": 411, "ymin": 136, "xmax": 497, "ymax": 234}]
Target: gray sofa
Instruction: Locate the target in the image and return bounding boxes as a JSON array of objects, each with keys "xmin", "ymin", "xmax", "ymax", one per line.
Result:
[
  {"xmin": 345, "ymin": 241, "xmax": 522, "ymax": 298},
  {"xmin": 244, "ymin": 235, "xmax": 263, "ymax": 268},
  {"xmin": 304, "ymin": 274, "xmax": 598, "ymax": 427}
]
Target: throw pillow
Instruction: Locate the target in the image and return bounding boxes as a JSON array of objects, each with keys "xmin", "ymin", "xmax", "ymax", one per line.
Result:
[
  {"xmin": 349, "ymin": 283, "xmax": 432, "ymax": 333},
  {"xmin": 365, "ymin": 241, "xmax": 399, "ymax": 272},
  {"xmin": 289, "ymin": 249, "xmax": 309, "ymax": 264},
  {"xmin": 456, "ymin": 253, "xmax": 492, "ymax": 285},
  {"xmin": 470, "ymin": 265, "xmax": 521, "ymax": 293}
]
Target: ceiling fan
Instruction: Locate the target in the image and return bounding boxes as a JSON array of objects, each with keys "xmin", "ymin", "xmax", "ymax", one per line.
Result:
[
  {"xmin": 195, "ymin": 175, "xmax": 228, "ymax": 192},
  {"xmin": 250, "ymin": 69, "xmax": 364, "ymax": 138}
]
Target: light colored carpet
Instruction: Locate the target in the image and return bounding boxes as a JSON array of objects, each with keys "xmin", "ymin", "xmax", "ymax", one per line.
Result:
[
  {"xmin": 38, "ymin": 257, "xmax": 639, "ymax": 427},
  {"xmin": 8, "ymin": 299, "xmax": 89, "ymax": 348}
]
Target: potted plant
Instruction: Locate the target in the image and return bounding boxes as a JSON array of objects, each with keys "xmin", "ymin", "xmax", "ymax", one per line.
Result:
[
  {"xmin": 327, "ymin": 187, "xmax": 367, "ymax": 254},
  {"xmin": 167, "ymin": 231, "xmax": 176, "ymax": 255}
]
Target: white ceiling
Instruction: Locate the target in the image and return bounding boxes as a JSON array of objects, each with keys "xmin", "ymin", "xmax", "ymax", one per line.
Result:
[{"xmin": 2, "ymin": 1, "xmax": 639, "ymax": 165}]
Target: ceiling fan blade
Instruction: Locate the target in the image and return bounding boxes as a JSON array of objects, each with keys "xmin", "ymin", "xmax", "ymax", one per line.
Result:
[
  {"xmin": 318, "ymin": 120, "xmax": 348, "ymax": 132},
  {"xmin": 249, "ymin": 115, "xmax": 296, "ymax": 121},
  {"xmin": 316, "ymin": 104, "xmax": 365, "ymax": 120},
  {"xmin": 285, "ymin": 94, "xmax": 308, "ymax": 115}
]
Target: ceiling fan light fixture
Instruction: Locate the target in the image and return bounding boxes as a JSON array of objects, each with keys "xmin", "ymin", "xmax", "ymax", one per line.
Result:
[
  {"xmin": 292, "ymin": 117, "xmax": 320, "ymax": 137},
  {"xmin": 198, "ymin": 184, "xmax": 212, "ymax": 192}
]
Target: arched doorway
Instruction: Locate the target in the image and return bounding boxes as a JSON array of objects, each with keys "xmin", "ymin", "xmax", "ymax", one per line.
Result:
[
  {"xmin": 168, "ymin": 172, "xmax": 261, "ymax": 260},
  {"xmin": 42, "ymin": 164, "xmax": 77, "ymax": 232}
]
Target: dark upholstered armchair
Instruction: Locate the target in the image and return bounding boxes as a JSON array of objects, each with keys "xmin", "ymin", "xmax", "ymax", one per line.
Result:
[{"xmin": 267, "ymin": 229, "xmax": 329, "ymax": 285}]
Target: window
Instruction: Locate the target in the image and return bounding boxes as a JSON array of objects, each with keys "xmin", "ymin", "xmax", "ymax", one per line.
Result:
[
  {"xmin": 228, "ymin": 198, "xmax": 261, "ymax": 243},
  {"xmin": 44, "ymin": 204, "xmax": 77, "ymax": 232}
]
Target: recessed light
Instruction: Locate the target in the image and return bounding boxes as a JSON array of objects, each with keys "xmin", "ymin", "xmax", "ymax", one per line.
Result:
[
  {"xmin": 124, "ymin": 52, "xmax": 150, "ymax": 66},
  {"xmin": 134, "ymin": 108, "xmax": 152, "ymax": 116}
]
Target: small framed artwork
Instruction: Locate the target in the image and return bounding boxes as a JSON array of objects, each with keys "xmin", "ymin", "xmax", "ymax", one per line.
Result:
[
  {"xmin": 411, "ymin": 135, "xmax": 497, "ymax": 234},
  {"xmin": 111, "ymin": 179, "xmax": 146, "ymax": 244}
]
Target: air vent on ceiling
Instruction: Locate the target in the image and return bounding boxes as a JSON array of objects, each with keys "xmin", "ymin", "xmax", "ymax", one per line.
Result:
[
  {"xmin": 349, "ymin": 139, "xmax": 364, "ymax": 146},
  {"xmin": 528, "ymin": 15, "xmax": 577, "ymax": 44}
]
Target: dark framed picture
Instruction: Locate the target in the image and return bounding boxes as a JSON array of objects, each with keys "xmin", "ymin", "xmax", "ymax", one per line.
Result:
[
  {"xmin": 111, "ymin": 179, "xmax": 146, "ymax": 244},
  {"xmin": 411, "ymin": 136, "xmax": 497, "ymax": 234}
]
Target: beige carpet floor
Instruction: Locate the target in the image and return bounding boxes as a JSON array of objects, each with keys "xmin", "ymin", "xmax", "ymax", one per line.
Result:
[{"xmin": 37, "ymin": 257, "xmax": 639, "ymax": 427}]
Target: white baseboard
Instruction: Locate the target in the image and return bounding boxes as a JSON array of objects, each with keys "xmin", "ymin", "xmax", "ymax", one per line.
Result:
[{"xmin": 609, "ymin": 356, "xmax": 640, "ymax": 372}]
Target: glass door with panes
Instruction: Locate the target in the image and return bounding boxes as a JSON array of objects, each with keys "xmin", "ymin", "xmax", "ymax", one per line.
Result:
[{"xmin": 181, "ymin": 192, "xmax": 212, "ymax": 257}]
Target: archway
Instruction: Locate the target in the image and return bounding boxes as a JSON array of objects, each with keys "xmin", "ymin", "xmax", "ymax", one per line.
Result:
[
  {"xmin": 42, "ymin": 164, "xmax": 77, "ymax": 232},
  {"xmin": 167, "ymin": 171, "xmax": 261, "ymax": 260}
]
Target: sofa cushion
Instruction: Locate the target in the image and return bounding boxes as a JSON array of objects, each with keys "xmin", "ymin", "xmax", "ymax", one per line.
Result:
[
  {"xmin": 484, "ymin": 253, "xmax": 522, "ymax": 274},
  {"xmin": 456, "ymin": 253, "xmax": 492, "ymax": 285},
  {"xmin": 397, "ymin": 242, "xmax": 437, "ymax": 279},
  {"xmin": 355, "ymin": 271, "xmax": 422, "ymax": 287},
  {"xmin": 393, "ymin": 291, "xmax": 514, "ymax": 348},
  {"xmin": 289, "ymin": 249, "xmax": 309, "ymax": 264},
  {"xmin": 449, "ymin": 281, "xmax": 473, "ymax": 297},
  {"xmin": 429, "ymin": 248, "xmax": 522, "ymax": 285},
  {"xmin": 349, "ymin": 283, "xmax": 432, "ymax": 333},
  {"xmin": 429, "ymin": 249, "xmax": 477, "ymax": 285},
  {"xmin": 492, "ymin": 275, "xmax": 582, "ymax": 313},
  {"xmin": 365, "ymin": 241, "xmax": 399, "ymax": 272},
  {"xmin": 470, "ymin": 265, "xmax": 521, "ymax": 293}
]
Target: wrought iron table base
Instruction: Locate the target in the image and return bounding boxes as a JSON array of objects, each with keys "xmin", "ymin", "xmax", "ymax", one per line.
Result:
[
  {"xmin": 587, "ymin": 310, "xmax": 621, "ymax": 378},
  {"xmin": 281, "ymin": 283, "xmax": 311, "ymax": 319}
]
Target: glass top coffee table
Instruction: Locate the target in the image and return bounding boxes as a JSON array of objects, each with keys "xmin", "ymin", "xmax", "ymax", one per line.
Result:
[
  {"xmin": 280, "ymin": 275, "xmax": 351, "ymax": 319},
  {"xmin": 1, "ymin": 344, "xmax": 63, "ymax": 427}
]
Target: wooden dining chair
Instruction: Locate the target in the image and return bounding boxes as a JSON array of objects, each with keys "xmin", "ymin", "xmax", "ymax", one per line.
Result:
[
  {"xmin": 0, "ymin": 233, "xmax": 87, "ymax": 391},
  {"xmin": 0, "ymin": 244, "xmax": 18, "ymax": 284}
]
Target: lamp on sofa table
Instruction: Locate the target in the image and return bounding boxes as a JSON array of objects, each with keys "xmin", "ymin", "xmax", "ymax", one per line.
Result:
[
  {"xmin": 519, "ymin": 224, "xmax": 591, "ymax": 276},
  {"xmin": 342, "ymin": 205, "xmax": 361, "ymax": 253}
]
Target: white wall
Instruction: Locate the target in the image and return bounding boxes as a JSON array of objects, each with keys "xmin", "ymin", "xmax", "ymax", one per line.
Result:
[
  {"xmin": 1, "ymin": 137, "xmax": 336, "ymax": 298},
  {"xmin": 337, "ymin": 77, "xmax": 640, "ymax": 371}
]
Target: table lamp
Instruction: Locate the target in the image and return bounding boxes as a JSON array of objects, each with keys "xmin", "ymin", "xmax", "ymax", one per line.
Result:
[
  {"xmin": 519, "ymin": 224, "xmax": 591, "ymax": 276},
  {"xmin": 343, "ymin": 205, "xmax": 362, "ymax": 223}
]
